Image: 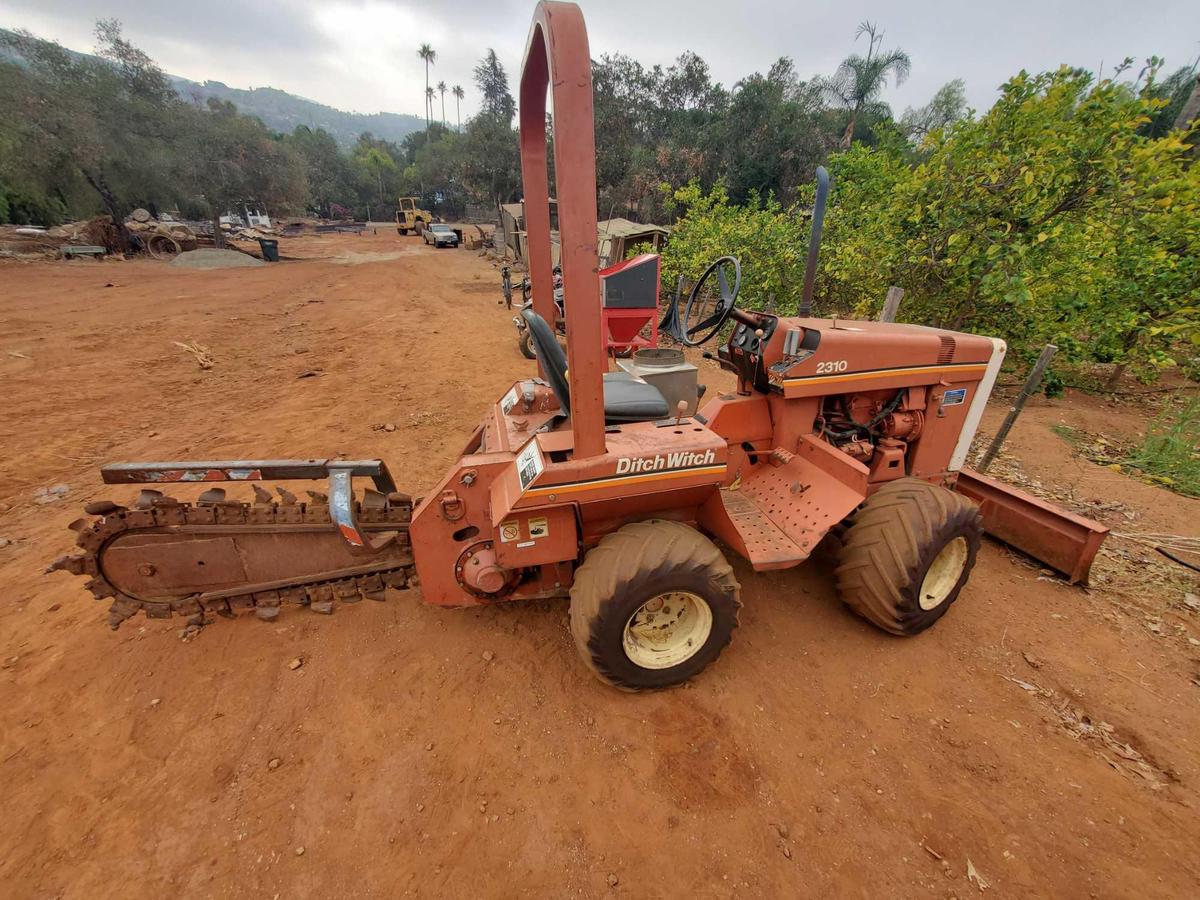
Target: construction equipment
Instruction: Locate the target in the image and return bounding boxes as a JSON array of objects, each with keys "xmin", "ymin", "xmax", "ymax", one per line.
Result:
[
  {"xmin": 48, "ymin": 1, "xmax": 1105, "ymax": 691},
  {"xmin": 513, "ymin": 254, "xmax": 659, "ymax": 359},
  {"xmin": 395, "ymin": 197, "xmax": 432, "ymax": 236}
]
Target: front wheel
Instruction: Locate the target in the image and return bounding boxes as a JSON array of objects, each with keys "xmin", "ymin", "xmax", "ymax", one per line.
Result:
[
  {"xmin": 569, "ymin": 520, "xmax": 741, "ymax": 690},
  {"xmin": 835, "ymin": 478, "xmax": 982, "ymax": 635},
  {"xmin": 398, "ymin": 227, "xmax": 408, "ymax": 235}
]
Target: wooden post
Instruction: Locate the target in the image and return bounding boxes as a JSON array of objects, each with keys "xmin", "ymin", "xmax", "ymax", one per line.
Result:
[
  {"xmin": 977, "ymin": 344, "xmax": 1057, "ymax": 474},
  {"xmin": 879, "ymin": 286, "xmax": 904, "ymax": 323}
]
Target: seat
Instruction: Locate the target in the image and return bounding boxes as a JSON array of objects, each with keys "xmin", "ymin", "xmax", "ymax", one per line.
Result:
[{"xmin": 520, "ymin": 308, "xmax": 669, "ymax": 424}]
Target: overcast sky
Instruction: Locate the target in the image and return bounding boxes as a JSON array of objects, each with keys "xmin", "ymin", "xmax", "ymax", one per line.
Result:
[{"xmin": 4, "ymin": 0, "xmax": 1198, "ymax": 122}]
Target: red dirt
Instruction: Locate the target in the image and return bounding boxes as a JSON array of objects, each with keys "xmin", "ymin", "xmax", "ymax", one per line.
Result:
[{"xmin": 1, "ymin": 234, "xmax": 1197, "ymax": 898}]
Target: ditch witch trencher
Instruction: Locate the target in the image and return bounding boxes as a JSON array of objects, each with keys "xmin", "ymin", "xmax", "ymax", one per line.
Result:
[{"xmin": 48, "ymin": 2, "xmax": 1106, "ymax": 690}]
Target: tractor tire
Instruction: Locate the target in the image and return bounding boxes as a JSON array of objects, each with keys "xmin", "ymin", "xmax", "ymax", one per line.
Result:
[
  {"xmin": 398, "ymin": 227, "xmax": 407, "ymax": 235},
  {"xmin": 834, "ymin": 478, "xmax": 982, "ymax": 636},
  {"xmin": 569, "ymin": 519, "xmax": 741, "ymax": 691},
  {"xmin": 518, "ymin": 328, "xmax": 536, "ymax": 359}
]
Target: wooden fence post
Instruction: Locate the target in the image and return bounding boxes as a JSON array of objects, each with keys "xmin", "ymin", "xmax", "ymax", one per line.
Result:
[
  {"xmin": 977, "ymin": 344, "xmax": 1058, "ymax": 474},
  {"xmin": 880, "ymin": 286, "xmax": 904, "ymax": 323}
]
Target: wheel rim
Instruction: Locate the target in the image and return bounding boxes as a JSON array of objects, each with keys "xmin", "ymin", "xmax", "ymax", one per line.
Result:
[
  {"xmin": 919, "ymin": 537, "xmax": 968, "ymax": 610},
  {"xmin": 623, "ymin": 591, "xmax": 713, "ymax": 669}
]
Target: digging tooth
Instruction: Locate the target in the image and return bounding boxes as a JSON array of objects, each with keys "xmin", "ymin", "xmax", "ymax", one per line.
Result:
[
  {"xmin": 84, "ymin": 577, "xmax": 117, "ymax": 599},
  {"xmin": 136, "ymin": 489, "xmax": 164, "ymax": 509},
  {"xmin": 198, "ymin": 487, "xmax": 227, "ymax": 505},
  {"xmin": 46, "ymin": 554, "xmax": 87, "ymax": 576},
  {"xmin": 306, "ymin": 490, "xmax": 328, "ymax": 505},
  {"xmin": 67, "ymin": 517, "xmax": 91, "ymax": 533},
  {"xmin": 276, "ymin": 486, "xmax": 298, "ymax": 505},
  {"xmin": 252, "ymin": 484, "xmax": 274, "ymax": 505},
  {"xmin": 84, "ymin": 499, "xmax": 125, "ymax": 516},
  {"xmin": 387, "ymin": 491, "xmax": 412, "ymax": 507},
  {"xmin": 256, "ymin": 605, "xmax": 281, "ymax": 621},
  {"xmin": 107, "ymin": 595, "xmax": 142, "ymax": 629},
  {"xmin": 310, "ymin": 600, "xmax": 334, "ymax": 615},
  {"xmin": 361, "ymin": 489, "xmax": 387, "ymax": 510}
]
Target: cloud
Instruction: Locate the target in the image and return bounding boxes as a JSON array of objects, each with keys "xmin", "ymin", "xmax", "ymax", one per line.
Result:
[{"xmin": 4, "ymin": 0, "xmax": 1198, "ymax": 123}]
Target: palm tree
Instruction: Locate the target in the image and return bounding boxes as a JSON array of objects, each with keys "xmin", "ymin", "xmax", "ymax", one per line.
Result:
[
  {"xmin": 417, "ymin": 43, "xmax": 436, "ymax": 128},
  {"xmin": 452, "ymin": 84, "xmax": 464, "ymax": 131},
  {"xmin": 425, "ymin": 86, "xmax": 436, "ymax": 128},
  {"xmin": 827, "ymin": 22, "xmax": 911, "ymax": 149},
  {"xmin": 437, "ymin": 80, "xmax": 447, "ymax": 126}
]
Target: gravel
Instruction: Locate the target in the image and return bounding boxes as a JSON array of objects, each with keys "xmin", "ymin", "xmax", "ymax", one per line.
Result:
[{"xmin": 170, "ymin": 248, "xmax": 264, "ymax": 270}]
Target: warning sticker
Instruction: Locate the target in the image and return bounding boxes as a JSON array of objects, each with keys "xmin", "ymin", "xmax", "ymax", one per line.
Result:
[
  {"xmin": 500, "ymin": 386, "xmax": 519, "ymax": 415},
  {"xmin": 943, "ymin": 387, "xmax": 968, "ymax": 406},
  {"xmin": 516, "ymin": 440, "xmax": 544, "ymax": 491},
  {"xmin": 528, "ymin": 516, "xmax": 549, "ymax": 539},
  {"xmin": 499, "ymin": 520, "xmax": 521, "ymax": 543}
]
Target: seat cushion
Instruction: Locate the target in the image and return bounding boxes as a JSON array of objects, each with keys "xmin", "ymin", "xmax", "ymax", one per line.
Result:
[{"xmin": 602, "ymin": 373, "xmax": 669, "ymax": 423}]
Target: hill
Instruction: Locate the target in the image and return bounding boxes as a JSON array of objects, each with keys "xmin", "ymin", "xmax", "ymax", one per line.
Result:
[{"xmin": 0, "ymin": 28, "xmax": 423, "ymax": 148}]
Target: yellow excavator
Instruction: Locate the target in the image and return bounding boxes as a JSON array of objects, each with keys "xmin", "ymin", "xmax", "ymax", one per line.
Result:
[{"xmin": 395, "ymin": 197, "xmax": 432, "ymax": 235}]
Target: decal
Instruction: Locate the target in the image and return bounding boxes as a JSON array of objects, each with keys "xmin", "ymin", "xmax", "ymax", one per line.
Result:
[
  {"xmin": 499, "ymin": 520, "xmax": 521, "ymax": 543},
  {"xmin": 815, "ymin": 359, "xmax": 849, "ymax": 374},
  {"xmin": 942, "ymin": 388, "xmax": 968, "ymax": 406},
  {"xmin": 528, "ymin": 516, "xmax": 549, "ymax": 539},
  {"xmin": 500, "ymin": 386, "xmax": 519, "ymax": 415},
  {"xmin": 516, "ymin": 440, "xmax": 544, "ymax": 491},
  {"xmin": 516, "ymin": 541, "xmax": 535, "ymax": 548},
  {"xmin": 615, "ymin": 448, "xmax": 716, "ymax": 475}
]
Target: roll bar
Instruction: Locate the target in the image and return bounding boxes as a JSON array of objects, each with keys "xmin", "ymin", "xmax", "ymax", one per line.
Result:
[{"xmin": 519, "ymin": 1, "xmax": 606, "ymax": 459}]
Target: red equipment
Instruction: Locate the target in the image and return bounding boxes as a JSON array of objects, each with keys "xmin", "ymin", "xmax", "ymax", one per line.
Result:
[{"xmin": 48, "ymin": 1, "xmax": 1105, "ymax": 691}]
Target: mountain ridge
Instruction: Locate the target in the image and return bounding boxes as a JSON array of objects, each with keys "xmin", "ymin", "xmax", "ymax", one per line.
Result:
[{"xmin": 0, "ymin": 27, "xmax": 424, "ymax": 149}]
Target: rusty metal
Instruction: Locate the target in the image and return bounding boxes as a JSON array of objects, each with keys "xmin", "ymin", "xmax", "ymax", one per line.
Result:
[
  {"xmin": 520, "ymin": 1, "xmax": 606, "ymax": 459},
  {"xmin": 46, "ymin": 482, "xmax": 414, "ymax": 629},
  {"xmin": 954, "ymin": 468, "xmax": 1108, "ymax": 584}
]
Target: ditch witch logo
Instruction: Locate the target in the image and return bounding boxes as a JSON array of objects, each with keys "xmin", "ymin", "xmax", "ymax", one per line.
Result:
[{"xmin": 615, "ymin": 449, "xmax": 717, "ymax": 475}]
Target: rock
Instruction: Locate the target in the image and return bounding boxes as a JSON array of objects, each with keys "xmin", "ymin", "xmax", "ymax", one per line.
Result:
[
  {"xmin": 150, "ymin": 698, "xmax": 161, "ymax": 707},
  {"xmin": 294, "ymin": 846, "xmax": 305, "ymax": 857},
  {"xmin": 482, "ymin": 650, "xmax": 494, "ymax": 661},
  {"xmin": 33, "ymin": 484, "xmax": 70, "ymax": 505},
  {"xmin": 288, "ymin": 657, "xmax": 304, "ymax": 670},
  {"xmin": 773, "ymin": 823, "xmax": 789, "ymax": 839},
  {"xmin": 782, "ymin": 845, "xmax": 792, "ymax": 860},
  {"xmin": 383, "ymin": 423, "xmax": 397, "ymax": 433},
  {"xmin": 416, "ymin": 803, "xmax": 425, "ymax": 812},
  {"xmin": 607, "ymin": 874, "xmax": 619, "ymax": 887},
  {"xmin": 0, "ymin": 538, "xmax": 11, "ymax": 548},
  {"xmin": 268, "ymin": 757, "xmax": 282, "ymax": 770},
  {"xmin": 1022, "ymin": 651, "xmax": 1043, "ymax": 669},
  {"xmin": 1183, "ymin": 593, "xmax": 1199, "ymax": 613},
  {"xmin": 47, "ymin": 603, "xmax": 60, "ymax": 612},
  {"xmin": 425, "ymin": 742, "xmax": 434, "ymax": 751}
]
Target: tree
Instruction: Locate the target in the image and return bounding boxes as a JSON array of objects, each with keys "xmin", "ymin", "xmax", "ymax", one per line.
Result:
[
  {"xmin": 453, "ymin": 84, "xmax": 465, "ymax": 131},
  {"xmin": 900, "ymin": 79, "xmax": 968, "ymax": 142},
  {"xmin": 826, "ymin": 22, "xmax": 911, "ymax": 149},
  {"xmin": 178, "ymin": 98, "xmax": 307, "ymax": 246},
  {"xmin": 418, "ymin": 43, "xmax": 436, "ymax": 128},
  {"xmin": 474, "ymin": 49, "xmax": 516, "ymax": 122},
  {"xmin": 0, "ymin": 21, "xmax": 183, "ymax": 246},
  {"xmin": 437, "ymin": 80, "xmax": 447, "ymax": 126},
  {"xmin": 425, "ymin": 86, "xmax": 436, "ymax": 128}
]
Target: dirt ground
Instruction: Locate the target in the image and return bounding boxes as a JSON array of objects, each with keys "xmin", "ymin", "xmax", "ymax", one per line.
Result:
[{"xmin": 1, "ymin": 231, "xmax": 1198, "ymax": 899}]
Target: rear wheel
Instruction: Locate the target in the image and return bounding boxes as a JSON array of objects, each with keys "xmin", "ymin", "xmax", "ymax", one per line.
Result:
[
  {"xmin": 398, "ymin": 226, "xmax": 408, "ymax": 235},
  {"xmin": 569, "ymin": 520, "xmax": 741, "ymax": 690},
  {"xmin": 518, "ymin": 328, "xmax": 535, "ymax": 359},
  {"xmin": 835, "ymin": 478, "xmax": 982, "ymax": 635}
]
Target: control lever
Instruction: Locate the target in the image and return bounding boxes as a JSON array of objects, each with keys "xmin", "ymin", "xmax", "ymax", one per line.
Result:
[{"xmin": 702, "ymin": 351, "xmax": 737, "ymax": 373}]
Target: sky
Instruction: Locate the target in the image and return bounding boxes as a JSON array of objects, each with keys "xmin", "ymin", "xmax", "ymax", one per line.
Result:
[{"xmin": 3, "ymin": 0, "xmax": 1198, "ymax": 122}]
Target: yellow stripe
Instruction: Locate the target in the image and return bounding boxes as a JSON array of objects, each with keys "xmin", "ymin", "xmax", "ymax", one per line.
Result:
[
  {"xmin": 783, "ymin": 363, "xmax": 987, "ymax": 387},
  {"xmin": 524, "ymin": 464, "xmax": 727, "ymax": 497}
]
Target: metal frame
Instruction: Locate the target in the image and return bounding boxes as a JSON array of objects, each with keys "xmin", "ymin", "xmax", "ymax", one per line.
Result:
[
  {"xmin": 519, "ymin": 1, "xmax": 606, "ymax": 459},
  {"xmin": 100, "ymin": 459, "xmax": 399, "ymax": 549}
]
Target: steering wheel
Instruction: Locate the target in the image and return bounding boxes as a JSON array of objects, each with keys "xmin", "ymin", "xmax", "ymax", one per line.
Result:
[{"xmin": 681, "ymin": 256, "xmax": 741, "ymax": 346}]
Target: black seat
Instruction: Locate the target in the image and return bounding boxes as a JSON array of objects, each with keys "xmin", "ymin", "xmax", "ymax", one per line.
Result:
[{"xmin": 520, "ymin": 308, "xmax": 669, "ymax": 424}]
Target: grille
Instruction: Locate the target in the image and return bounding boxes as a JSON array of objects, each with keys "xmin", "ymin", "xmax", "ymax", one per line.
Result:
[{"xmin": 937, "ymin": 335, "xmax": 957, "ymax": 364}]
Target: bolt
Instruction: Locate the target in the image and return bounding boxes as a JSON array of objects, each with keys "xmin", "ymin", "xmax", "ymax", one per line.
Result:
[{"xmin": 138, "ymin": 563, "xmax": 156, "ymax": 576}]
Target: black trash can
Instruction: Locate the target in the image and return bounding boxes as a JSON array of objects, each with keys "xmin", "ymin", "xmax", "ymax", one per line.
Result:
[{"xmin": 258, "ymin": 238, "xmax": 280, "ymax": 262}]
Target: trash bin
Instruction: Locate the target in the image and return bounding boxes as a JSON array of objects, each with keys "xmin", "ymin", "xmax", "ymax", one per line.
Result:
[{"xmin": 258, "ymin": 238, "xmax": 280, "ymax": 262}]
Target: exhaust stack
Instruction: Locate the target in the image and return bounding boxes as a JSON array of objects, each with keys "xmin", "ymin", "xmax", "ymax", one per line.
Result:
[{"xmin": 798, "ymin": 165, "xmax": 830, "ymax": 318}]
